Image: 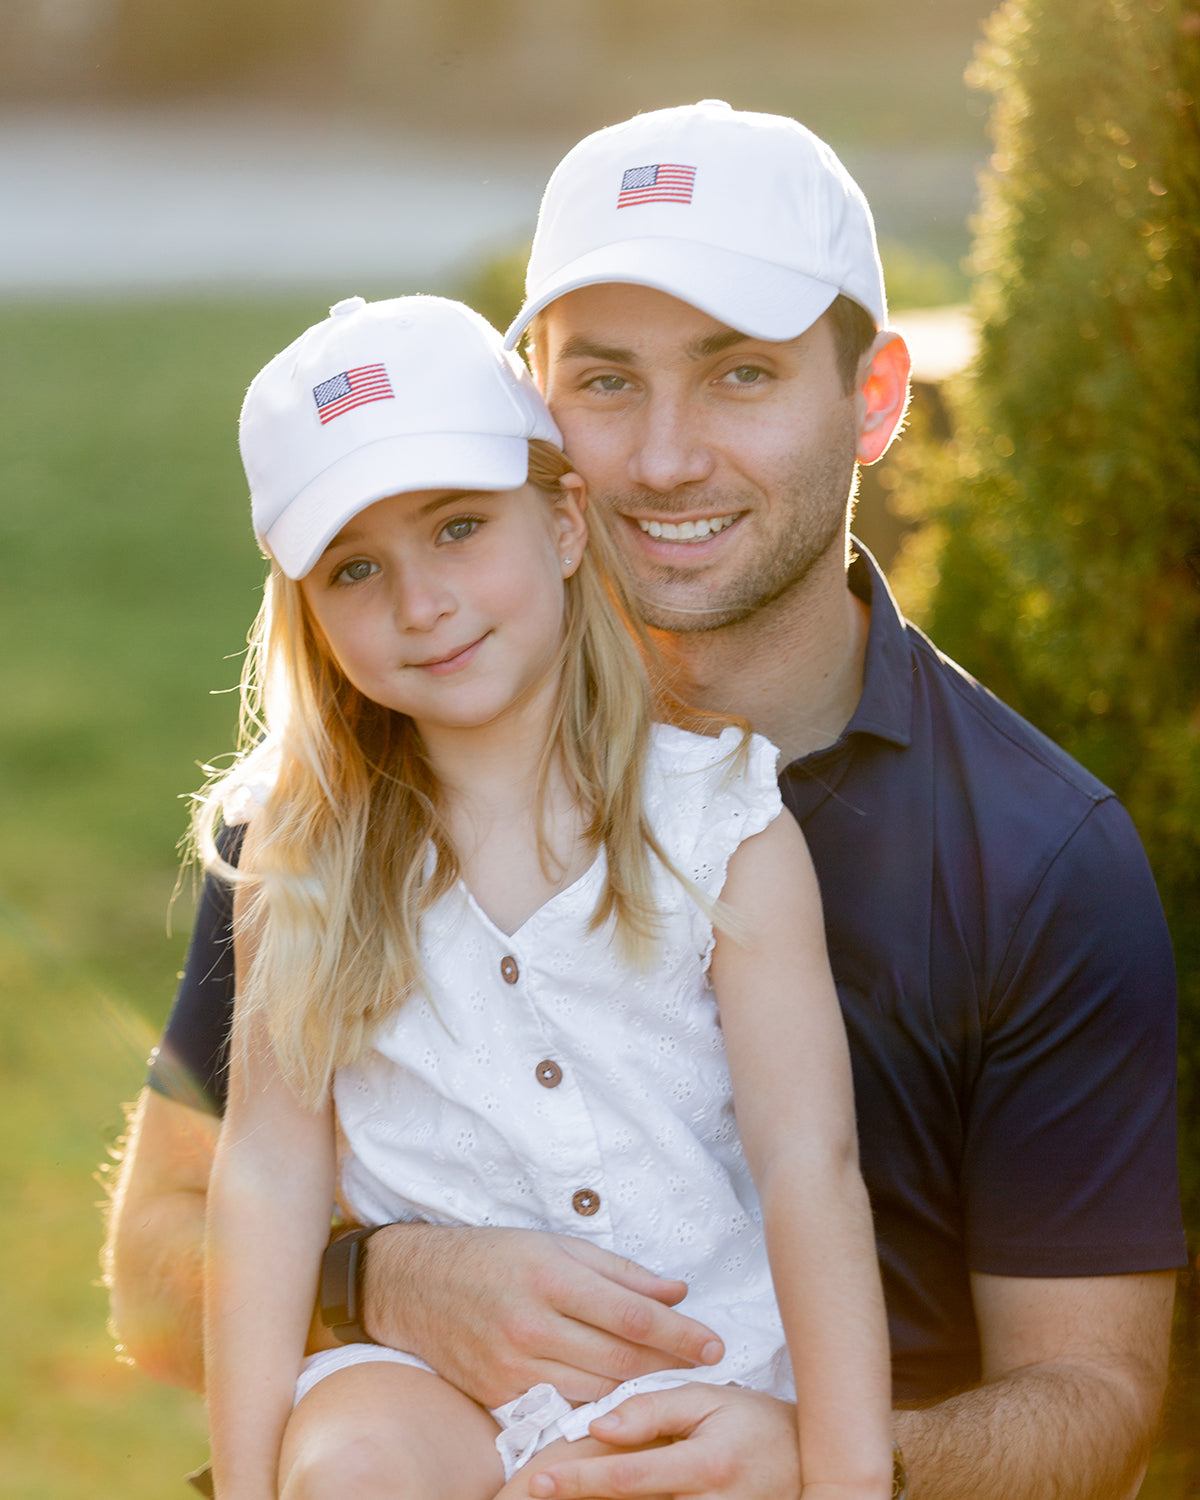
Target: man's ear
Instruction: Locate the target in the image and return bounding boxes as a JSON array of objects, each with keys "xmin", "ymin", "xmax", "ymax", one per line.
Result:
[{"xmin": 856, "ymin": 332, "xmax": 912, "ymax": 465}]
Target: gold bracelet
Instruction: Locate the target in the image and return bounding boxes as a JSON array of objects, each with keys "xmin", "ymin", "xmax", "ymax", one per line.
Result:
[{"xmin": 893, "ymin": 1441, "xmax": 909, "ymax": 1500}]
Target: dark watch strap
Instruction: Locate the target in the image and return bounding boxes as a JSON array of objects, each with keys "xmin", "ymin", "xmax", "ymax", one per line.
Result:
[{"xmin": 319, "ymin": 1225, "xmax": 382, "ymax": 1344}]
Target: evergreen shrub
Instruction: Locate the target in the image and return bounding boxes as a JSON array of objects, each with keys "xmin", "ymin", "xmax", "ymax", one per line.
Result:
[{"xmin": 890, "ymin": 0, "xmax": 1199, "ymax": 1476}]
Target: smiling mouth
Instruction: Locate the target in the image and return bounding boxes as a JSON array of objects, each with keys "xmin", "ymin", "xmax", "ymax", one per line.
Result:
[
  {"xmin": 413, "ymin": 636, "xmax": 487, "ymax": 671},
  {"xmin": 634, "ymin": 514, "xmax": 741, "ymax": 542}
]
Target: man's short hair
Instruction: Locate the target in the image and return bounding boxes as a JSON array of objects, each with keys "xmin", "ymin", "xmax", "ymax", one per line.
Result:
[{"xmin": 828, "ymin": 294, "xmax": 879, "ymax": 394}]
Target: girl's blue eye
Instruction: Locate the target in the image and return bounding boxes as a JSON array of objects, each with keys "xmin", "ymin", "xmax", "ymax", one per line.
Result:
[
  {"xmin": 335, "ymin": 558, "xmax": 377, "ymax": 584},
  {"xmin": 441, "ymin": 516, "xmax": 480, "ymax": 542}
]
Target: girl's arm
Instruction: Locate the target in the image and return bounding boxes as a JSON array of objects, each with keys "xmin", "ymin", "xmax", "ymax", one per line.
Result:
[
  {"xmin": 205, "ymin": 892, "xmax": 336, "ymax": 1500},
  {"xmin": 709, "ymin": 812, "xmax": 893, "ymax": 1500}
]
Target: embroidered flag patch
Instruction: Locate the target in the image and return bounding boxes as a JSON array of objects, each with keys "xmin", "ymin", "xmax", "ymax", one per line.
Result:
[
  {"xmin": 313, "ymin": 364, "xmax": 394, "ymax": 424},
  {"xmin": 617, "ymin": 163, "xmax": 697, "ymax": 209}
]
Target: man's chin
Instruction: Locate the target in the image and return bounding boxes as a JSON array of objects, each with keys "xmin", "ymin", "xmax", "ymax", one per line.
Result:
[{"xmin": 633, "ymin": 590, "xmax": 756, "ymax": 635}]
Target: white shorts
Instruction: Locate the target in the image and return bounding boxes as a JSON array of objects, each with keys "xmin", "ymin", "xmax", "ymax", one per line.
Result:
[{"xmin": 295, "ymin": 1344, "xmax": 784, "ymax": 1481}]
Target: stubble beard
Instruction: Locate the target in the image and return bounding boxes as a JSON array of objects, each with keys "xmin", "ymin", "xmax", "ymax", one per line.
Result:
[{"xmin": 604, "ymin": 431, "xmax": 860, "ymax": 635}]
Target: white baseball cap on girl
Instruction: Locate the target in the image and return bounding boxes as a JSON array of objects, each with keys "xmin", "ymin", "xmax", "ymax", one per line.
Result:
[
  {"xmin": 505, "ymin": 99, "xmax": 886, "ymax": 349},
  {"xmin": 241, "ymin": 295, "xmax": 563, "ymax": 580}
]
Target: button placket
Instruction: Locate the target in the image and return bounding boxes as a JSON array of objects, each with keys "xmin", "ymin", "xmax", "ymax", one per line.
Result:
[
  {"xmin": 572, "ymin": 1188, "xmax": 601, "ymax": 1216},
  {"xmin": 496, "ymin": 944, "xmax": 605, "ymax": 1231},
  {"xmin": 535, "ymin": 1059, "xmax": 563, "ymax": 1088}
]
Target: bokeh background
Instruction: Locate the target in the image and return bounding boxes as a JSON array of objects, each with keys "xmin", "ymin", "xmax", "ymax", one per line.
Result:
[{"xmin": 1, "ymin": 2, "xmax": 1196, "ymax": 1495}]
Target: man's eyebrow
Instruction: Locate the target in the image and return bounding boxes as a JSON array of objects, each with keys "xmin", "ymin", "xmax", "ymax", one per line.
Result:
[
  {"xmin": 555, "ymin": 335, "xmax": 638, "ymax": 364},
  {"xmin": 554, "ymin": 327, "xmax": 751, "ymax": 365},
  {"xmin": 690, "ymin": 327, "xmax": 751, "ymax": 359}
]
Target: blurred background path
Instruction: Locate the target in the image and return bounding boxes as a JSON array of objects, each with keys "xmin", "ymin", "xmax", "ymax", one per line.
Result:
[{"xmin": 0, "ymin": 104, "xmax": 981, "ymax": 293}]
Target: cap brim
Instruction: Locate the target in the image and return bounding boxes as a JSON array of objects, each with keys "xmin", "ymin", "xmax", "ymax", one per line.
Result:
[
  {"xmin": 504, "ymin": 238, "xmax": 842, "ymax": 349},
  {"xmin": 265, "ymin": 431, "xmax": 531, "ymax": 579}
]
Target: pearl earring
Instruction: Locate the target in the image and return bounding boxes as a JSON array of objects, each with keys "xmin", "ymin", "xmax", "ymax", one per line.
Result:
[{"xmin": 563, "ymin": 557, "xmax": 573, "ymax": 569}]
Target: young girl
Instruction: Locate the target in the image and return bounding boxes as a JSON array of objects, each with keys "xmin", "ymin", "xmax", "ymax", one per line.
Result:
[{"xmin": 200, "ymin": 293, "xmax": 893, "ymax": 1500}]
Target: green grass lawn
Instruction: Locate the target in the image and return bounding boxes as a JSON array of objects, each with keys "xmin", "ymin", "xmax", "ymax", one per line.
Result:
[
  {"xmin": 0, "ymin": 296, "xmax": 341, "ymax": 1495},
  {"xmin": 2, "ymin": 286, "xmax": 1193, "ymax": 1495}
]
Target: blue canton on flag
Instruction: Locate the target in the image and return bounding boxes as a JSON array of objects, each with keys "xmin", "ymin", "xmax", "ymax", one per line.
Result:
[
  {"xmin": 617, "ymin": 163, "xmax": 697, "ymax": 210},
  {"xmin": 313, "ymin": 372, "xmax": 352, "ymax": 409},
  {"xmin": 313, "ymin": 363, "xmax": 394, "ymax": 424}
]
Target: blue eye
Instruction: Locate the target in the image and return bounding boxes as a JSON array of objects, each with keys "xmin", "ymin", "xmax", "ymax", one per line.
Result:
[
  {"xmin": 334, "ymin": 557, "xmax": 377, "ymax": 584},
  {"xmin": 440, "ymin": 516, "xmax": 481, "ymax": 542},
  {"xmin": 723, "ymin": 365, "xmax": 766, "ymax": 385}
]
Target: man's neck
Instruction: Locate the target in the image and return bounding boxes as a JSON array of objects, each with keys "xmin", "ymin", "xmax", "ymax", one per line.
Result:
[{"xmin": 659, "ymin": 547, "xmax": 870, "ymax": 765}]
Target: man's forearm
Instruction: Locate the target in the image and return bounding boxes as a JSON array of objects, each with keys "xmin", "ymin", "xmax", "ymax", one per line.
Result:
[
  {"xmin": 103, "ymin": 1092, "xmax": 213, "ymax": 1390},
  {"xmin": 103, "ymin": 1088, "xmax": 343, "ymax": 1394},
  {"xmin": 105, "ymin": 1175, "xmax": 209, "ymax": 1390},
  {"xmin": 894, "ymin": 1362, "xmax": 1159, "ymax": 1500}
]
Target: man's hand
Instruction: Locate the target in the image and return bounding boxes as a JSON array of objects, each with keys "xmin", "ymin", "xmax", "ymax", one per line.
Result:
[
  {"xmin": 362, "ymin": 1225, "xmax": 725, "ymax": 1407},
  {"xmin": 526, "ymin": 1383, "xmax": 800, "ymax": 1499}
]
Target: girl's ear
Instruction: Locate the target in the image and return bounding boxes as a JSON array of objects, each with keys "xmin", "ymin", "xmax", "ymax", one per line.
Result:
[{"xmin": 554, "ymin": 471, "xmax": 589, "ymax": 576}]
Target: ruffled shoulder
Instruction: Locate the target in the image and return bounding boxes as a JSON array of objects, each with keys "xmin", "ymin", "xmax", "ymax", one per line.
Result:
[
  {"xmin": 217, "ymin": 739, "xmax": 281, "ymax": 827},
  {"xmin": 644, "ymin": 723, "xmax": 782, "ymax": 900}
]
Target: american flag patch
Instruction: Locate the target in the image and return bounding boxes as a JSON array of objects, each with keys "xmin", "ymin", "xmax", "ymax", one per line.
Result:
[
  {"xmin": 313, "ymin": 364, "xmax": 394, "ymax": 424},
  {"xmin": 617, "ymin": 163, "xmax": 696, "ymax": 209}
]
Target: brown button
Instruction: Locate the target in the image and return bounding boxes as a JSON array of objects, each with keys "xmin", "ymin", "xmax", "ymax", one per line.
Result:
[
  {"xmin": 572, "ymin": 1188, "xmax": 600, "ymax": 1216},
  {"xmin": 500, "ymin": 955, "xmax": 519, "ymax": 984},
  {"xmin": 536, "ymin": 1059, "xmax": 563, "ymax": 1089}
]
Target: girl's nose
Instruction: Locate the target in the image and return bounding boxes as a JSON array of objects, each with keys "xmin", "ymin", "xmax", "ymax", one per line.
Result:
[
  {"xmin": 391, "ymin": 562, "xmax": 455, "ymax": 632},
  {"xmin": 627, "ymin": 394, "xmax": 715, "ymax": 493}
]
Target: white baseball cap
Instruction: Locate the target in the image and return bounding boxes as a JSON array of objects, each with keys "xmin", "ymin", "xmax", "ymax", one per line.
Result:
[
  {"xmin": 241, "ymin": 294, "xmax": 562, "ymax": 579},
  {"xmin": 505, "ymin": 99, "xmax": 886, "ymax": 349}
]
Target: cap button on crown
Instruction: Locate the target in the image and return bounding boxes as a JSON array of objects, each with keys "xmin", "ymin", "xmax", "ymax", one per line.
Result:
[{"xmin": 330, "ymin": 296, "xmax": 366, "ymax": 317}]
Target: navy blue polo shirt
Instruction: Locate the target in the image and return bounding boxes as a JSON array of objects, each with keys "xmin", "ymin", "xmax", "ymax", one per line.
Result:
[{"xmin": 149, "ymin": 547, "xmax": 1185, "ymax": 1402}]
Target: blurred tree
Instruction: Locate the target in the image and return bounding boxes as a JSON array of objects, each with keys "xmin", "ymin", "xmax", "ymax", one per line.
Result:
[
  {"xmin": 890, "ymin": 0, "xmax": 1199, "ymax": 1484},
  {"xmin": 454, "ymin": 241, "xmax": 529, "ymax": 333}
]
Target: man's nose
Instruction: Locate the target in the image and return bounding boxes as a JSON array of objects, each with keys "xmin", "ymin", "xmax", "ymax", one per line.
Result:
[{"xmin": 627, "ymin": 393, "xmax": 715, "ymax": 493}]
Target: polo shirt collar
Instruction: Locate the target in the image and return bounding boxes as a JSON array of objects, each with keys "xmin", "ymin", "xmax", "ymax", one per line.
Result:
[{"xmin": 825, "ymin": 541, "xmax": 913, "ymax": 752}]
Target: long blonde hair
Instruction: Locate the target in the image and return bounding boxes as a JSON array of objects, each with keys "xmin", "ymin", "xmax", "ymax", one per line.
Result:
[{"xmin": 193, "ymin": 440, "xmax": 744, "ymax": 1106}]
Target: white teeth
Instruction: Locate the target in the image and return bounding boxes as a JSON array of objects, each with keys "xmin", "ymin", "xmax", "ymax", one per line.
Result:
[{"xmin": 637, "ymin": 514, "xmax": 737, "ymax": 542}]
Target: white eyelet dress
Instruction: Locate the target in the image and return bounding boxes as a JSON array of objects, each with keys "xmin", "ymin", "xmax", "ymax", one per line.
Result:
[{"xmin": 296, "ymin": 724, "xmax": 794, "ymax": 1477}]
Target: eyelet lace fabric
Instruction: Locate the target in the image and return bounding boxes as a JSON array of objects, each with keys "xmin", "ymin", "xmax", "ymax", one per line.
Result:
[{"xmin": 308, "ymin": 725, "xmax": 796, "ymax": 1474}]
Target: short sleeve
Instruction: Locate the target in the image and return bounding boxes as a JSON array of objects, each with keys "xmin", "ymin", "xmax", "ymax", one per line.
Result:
[
  {"xmin": 217, "ymin": 739, "xmax": 280, "ymax": 826},
  {"xmin": 962, "ymin": 797, "xmax": 1185, "ymax": 1275},
  {"xmin": 146, "ymin": 822, "xmax": 244, "ymax": 1117},
  {"xmin": 645, "ymin": 725, "xmax": 783, "ymax": 966},
  {"xmin": 148, "ymin": 743, "xmax": 279, "ymax": 1114}
]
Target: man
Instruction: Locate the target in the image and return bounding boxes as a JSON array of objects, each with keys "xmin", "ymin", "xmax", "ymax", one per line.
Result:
[{"xmin": 106, "ymin": 102, "xmax": 1184, "ymax": 1498}]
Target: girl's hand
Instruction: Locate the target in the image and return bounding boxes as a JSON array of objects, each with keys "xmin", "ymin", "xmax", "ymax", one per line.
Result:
[{"xmin": 526, "ymin": 1382, "xmax": 800, "ymax": 1499}]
